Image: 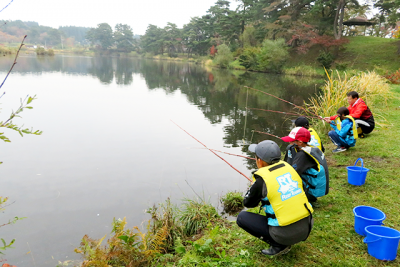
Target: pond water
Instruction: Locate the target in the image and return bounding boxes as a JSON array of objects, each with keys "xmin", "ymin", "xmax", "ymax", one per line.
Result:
[{"xmin": 0, "ymin": 55, "xmax": 321, "ymax": 266}]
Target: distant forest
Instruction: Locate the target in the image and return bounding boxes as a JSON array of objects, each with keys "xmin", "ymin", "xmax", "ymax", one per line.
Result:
[{"xmin": 0, "ymin": 20, "xmax": 140, "ymax": 49}]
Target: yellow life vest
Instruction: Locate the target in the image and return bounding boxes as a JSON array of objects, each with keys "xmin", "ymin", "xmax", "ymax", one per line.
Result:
[
  {"xmin": 253, "ymin": 161, "xmax": 313, "ymax": 226},
  {"xmin": 334, "ymin": 115, "xmax": 358, "ymax": 139},
  {"xmin": 308, "ymin": 127, "xmax": 322, "ymax": 151}
]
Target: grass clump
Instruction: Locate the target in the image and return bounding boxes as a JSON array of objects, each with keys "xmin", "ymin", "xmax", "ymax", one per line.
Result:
[
  {"xmin": 220, "ymin": 191, "xmax": 244, "ymax": 215},
  {"xmin": 180, "ymin": 198, "xmax": 220, "ymax": 236},
  {"xmin": 75, "ymin": 217, "xmax": 168, "ymax": 266}
]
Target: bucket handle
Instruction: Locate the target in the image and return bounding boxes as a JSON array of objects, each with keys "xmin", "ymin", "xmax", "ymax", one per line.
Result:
[
  {"xmin": 363, "ymin": 236, "xmax": 381, "ymax": 244},
  {"xmin": 354, "ymin": 158, "xmax": 364, "ymax": 173}
]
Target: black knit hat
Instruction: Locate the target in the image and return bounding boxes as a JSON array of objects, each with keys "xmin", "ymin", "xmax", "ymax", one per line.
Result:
[{"xmin": 295, "ymin": 116, "xmax": 309, "ymax": 128}]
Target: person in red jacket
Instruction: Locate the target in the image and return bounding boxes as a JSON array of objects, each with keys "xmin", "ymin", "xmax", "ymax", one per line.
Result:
[{"xmin": 324, "ymin": 91, "xmax": 374, "ymax": 137}]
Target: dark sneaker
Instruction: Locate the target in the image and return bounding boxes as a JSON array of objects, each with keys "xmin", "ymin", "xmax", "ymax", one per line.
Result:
[
  {"xmin": 332, "ymin": 147, "xmax": 347, "ymax": 153},
  {"xmin": 261, "ymin": 245, "xmax": 292, "ymax": 256}
]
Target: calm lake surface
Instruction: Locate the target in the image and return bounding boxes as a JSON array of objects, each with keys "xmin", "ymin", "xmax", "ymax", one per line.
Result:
[{"xmin": 0, "ymin": 55, "xmax": 321, "ymax": 266}]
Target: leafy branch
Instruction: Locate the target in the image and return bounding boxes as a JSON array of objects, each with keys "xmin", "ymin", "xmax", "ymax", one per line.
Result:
[
  {"xmin": 0, "ymin": 95, "xmax": 42, "ymax": 142},
  {"xmin": 0, "ymin": 197, "xmax": 24, "ymax": 254}
]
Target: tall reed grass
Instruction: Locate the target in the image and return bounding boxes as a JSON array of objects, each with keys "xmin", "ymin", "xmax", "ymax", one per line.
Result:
[{"xmin": 306, "ymin": 70, "xmax": 392, "ymax": 128}]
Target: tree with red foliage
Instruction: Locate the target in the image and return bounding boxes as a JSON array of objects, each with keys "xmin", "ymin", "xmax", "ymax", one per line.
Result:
[
  {"xmin": 288, "ymin": 24, "xmax": 349, "ymax": 54},
  {"xmin": 210, "ymin": 45, "xmax": 217, "ymax": 57}
]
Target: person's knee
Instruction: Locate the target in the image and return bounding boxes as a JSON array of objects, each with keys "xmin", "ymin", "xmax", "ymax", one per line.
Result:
[
  {"xmin": 328, "ymin": 130, "xmax": 334, "ymax": 137},
  {"xmin": 236, "ymin": 211, "xmax": 246, "ymax": 228}
]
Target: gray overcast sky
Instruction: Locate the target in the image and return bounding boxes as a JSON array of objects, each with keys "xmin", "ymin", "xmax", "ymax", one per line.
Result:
[{"xmin": 0, "ymin": 0, "xmax": 238, "ymax": 35}]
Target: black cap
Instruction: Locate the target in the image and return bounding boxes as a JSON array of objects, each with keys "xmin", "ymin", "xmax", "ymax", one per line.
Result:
[{"xmin": 295, "ymin": 117, "xmax": 309, "ymax": 128}]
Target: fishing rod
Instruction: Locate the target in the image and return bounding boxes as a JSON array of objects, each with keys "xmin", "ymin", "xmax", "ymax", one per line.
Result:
[
  {"xmin": 243, "ymin": 86, "xmax": 323, "ymax": 120},
  {"xmin": 171, "ymin": 120, "xmax": 252, "ymax": 182},
  {"xmin": 247, "ymin": 107, "xmax": 320, "ymax": 119},
  {"xmin": 254, "ymin": 130, "xmax": 282, "ymax": 140},
  {"xmin": 195, "ymin": 148, "xmax": 255, "ymax": 160}
]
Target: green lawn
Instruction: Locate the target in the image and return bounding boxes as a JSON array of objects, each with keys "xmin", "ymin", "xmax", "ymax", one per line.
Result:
[{"xmin": 288, "ymin": 36, "xmax": 400, "ymax": 73}]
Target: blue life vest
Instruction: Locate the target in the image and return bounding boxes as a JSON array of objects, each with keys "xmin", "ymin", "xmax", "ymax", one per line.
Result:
[{"xmin": 300, "ymin": 146, "xmax": 329, "ymax": 198}]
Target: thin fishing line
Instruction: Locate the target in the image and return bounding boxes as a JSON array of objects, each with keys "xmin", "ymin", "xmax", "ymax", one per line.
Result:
[
  {"xmin": 0, "ymin": 0, "xmax": 14, "ymax": 14},
  {"xmin": 250, "ymin": 130, "xmax": 255, "ymax": 144},
  {"xmin": 209, "ymin": 148, "xmax": 255, "ymax": 160},
  {"xmin": 185, "ymin": 179, "xmax": 204, "ymax": 202},
  {"xmin": 244, "ymin": 86, "xmax": 322, "ymax": 120},
  {"xmin": 254, "ymin": 130, "xmax": 281, "ymax": 140},
  {"xmin": 242, "ymin": 87, "xmax": 249, "ymax": 144},
  {"xmin": 247, "ymin": 107, "xmax": 320, "ymax": 119},
  {"xmin": 171, "ymin": 120, "xmax": 251, "ymax": 182},
  {"xmin": 191, "ymin": 147, "xmax": 255, "ymax": 160}
]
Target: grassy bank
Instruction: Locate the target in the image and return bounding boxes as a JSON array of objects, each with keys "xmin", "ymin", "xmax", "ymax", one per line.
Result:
[
  {"xmin": 288, "ymin": 36, "xmax": 400, "ymax": 74},
  {"xmin": 72, "ymin": 83, "xmax": 400, "ymax": 266}
]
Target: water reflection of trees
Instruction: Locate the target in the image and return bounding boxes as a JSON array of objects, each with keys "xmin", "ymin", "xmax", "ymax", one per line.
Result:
[
  {"xmin": 136, "ymin": 60, "xmax": 321, "ymax": 154},
  {"xmin": 0, "ymin": 56, "xmax": 322, "ymax": 169}
]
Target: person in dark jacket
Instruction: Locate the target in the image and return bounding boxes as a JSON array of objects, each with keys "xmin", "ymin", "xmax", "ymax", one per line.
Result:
[
  {"xmin": 237, "ymin": 140, "xmax": 313, "ymax": 256},
  {"xmin": 282, "ymin": 127, "xmax": 329, "ymax": 202}
]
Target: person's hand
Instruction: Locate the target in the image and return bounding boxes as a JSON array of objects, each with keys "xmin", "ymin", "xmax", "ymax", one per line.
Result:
[{"xmin": 323, "ymin": 117, "xmax": 331, "ymax": 123}]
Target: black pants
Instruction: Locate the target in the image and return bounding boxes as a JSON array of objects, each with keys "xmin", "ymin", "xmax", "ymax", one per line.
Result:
[
  {"xmin": 236, "ymin": 211, "xmax": 285, "ymax": 248},
  {"xmin": 358, "ymin": 115, "xmax": 375, "ymax": 134}
]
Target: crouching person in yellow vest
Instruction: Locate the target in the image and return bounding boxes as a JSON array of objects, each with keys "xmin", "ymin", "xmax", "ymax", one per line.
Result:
[
  {"xmin": 236, "ymin": 140, "xmax": 313, "ymax": 256},
  {"xmin": 281, "ymin": 127, "xmax": 329, "ymax": 203}
]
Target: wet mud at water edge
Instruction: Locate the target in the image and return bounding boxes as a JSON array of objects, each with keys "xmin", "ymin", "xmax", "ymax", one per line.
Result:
[{"xmin": 0, "ymin": 55, "xmax": 322, "ymax": 266}]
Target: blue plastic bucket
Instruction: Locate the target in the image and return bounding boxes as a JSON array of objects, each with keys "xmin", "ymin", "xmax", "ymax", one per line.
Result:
[
  {"xmin": 363, "ymin": 226, "xmax": 400, "ymax": 261},
  {"xmin": 353, "ymin": 206, "xmax": 386, "ymax": 236},
  {"xmin": 347, "ymin": 158, "xmax": 369, "ymax": 186}
]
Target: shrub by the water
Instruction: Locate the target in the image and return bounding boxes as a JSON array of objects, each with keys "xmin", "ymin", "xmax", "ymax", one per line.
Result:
[
  {"xmin": 220, "ymin": 191, "xmax": 244, "ymax": 215},
  {"xmin": 75, "ymin": 217, "xmax": 167, "ymax": 266},
  {"xmin": 72, "ymin": 47, "xmax": 86, "ymax": 54},
  {"xmin": 213, "ymin": 44, "xmax": 233, "ymax": 69},
  {"xmin": 0, "ymin": 46, "xmax": 12, "ymax": 55},
  {"xmin": 317, "ymin": 51, "xmax": 334, "ymax": 69},
  {"xmin": 239, "ymin": 47, "xmax": 260, "ymax": 70},
  {"xmin": 36, "ymin": 47, "xmax": 55, "ymax": 56},
  {"xmin": 256, "ymin": 38, "xmax": 288, "ymax": 73}
]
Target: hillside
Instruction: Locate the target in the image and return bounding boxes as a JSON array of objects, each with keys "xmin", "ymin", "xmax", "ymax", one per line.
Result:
[{"xmin": 288, "ymin": 36, "xmax": 400, "ymax": 72}]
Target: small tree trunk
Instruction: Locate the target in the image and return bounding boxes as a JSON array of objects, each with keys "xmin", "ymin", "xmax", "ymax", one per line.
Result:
[
  {"xmin": 338, "ymin": 2, "xmax": 345, "ymax": 38},
  {"xmin": 334, "ymin": 0, "xmax": 345, "ymax": 40}
]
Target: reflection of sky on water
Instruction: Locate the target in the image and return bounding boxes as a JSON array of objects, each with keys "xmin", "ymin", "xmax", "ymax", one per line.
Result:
[{"xmin": 0, "ymin": 56, "xmax": 322, "ymax": 266}]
